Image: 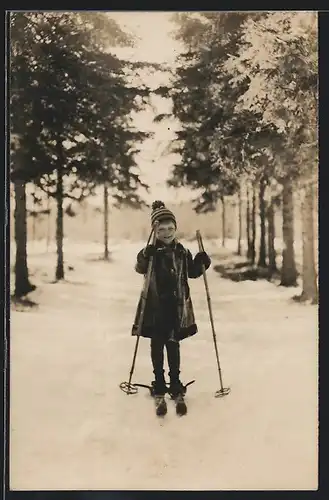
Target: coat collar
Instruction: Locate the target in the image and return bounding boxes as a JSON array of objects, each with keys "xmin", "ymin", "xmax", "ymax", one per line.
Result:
[{"xmin": 155, "ymin": 239, "xmax": 185, "ymax": 254}]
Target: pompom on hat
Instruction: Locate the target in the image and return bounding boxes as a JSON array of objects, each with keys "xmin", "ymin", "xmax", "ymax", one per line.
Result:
[{"xmin": 151, "ymin": 200, "xmax": 177, "ymax": 228}]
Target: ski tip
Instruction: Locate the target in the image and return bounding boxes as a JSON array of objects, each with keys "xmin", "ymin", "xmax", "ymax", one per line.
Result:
[{"xmin": 185, "ymin": 380, "xmax": 195, "ymax": 388}]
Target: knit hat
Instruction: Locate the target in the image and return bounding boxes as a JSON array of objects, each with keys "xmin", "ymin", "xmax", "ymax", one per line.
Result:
[{"xmin": 151, "ymin": 200, "xmax": 177, "ymax": 228}]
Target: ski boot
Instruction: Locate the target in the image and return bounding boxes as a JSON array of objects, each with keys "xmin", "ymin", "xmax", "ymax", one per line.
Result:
[
  {"xmin": 154, "ymin": 395, "xmax": 167, "ymax": 416},
  {"xmin": 169, "ymin": 380, "xmax": 187, "ymax": 416},
  {"xmin": 151, "ymin": 380, "xmax": 168, "ymax": 417}
]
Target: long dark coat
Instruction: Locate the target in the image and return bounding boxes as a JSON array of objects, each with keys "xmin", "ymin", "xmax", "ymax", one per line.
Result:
[{"xmin": 131, "ymin": 239, "xmax": 211, "ymax": 341}]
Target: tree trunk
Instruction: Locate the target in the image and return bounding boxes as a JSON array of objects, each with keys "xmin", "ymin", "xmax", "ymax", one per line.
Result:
[
  {"xmin": 32, "ymin": 196, "xmax": 36, "ymax": 242},
  {"xmin": 280, "ymin": 178, "xmax": 298, "ymax": 286},
  {"xmin": 14, "ymin": 180, "xmax": 35, "ymax": 297},
  {"xmin": 55, "ymin": 163, "xmax": 64, "ymax": 281},
  {"xmin": 221, "ymin": 195, "xmax": 226, "ymax": 248},
  {"xmin": 251, "ymin": 184, "xmax": 256, "ymax": 265},
  {"xmin": 46, "ymin": 193, "xmax": 50, "ymax": 252},
  {"xmin": 104, "ymin": 182, "xmax": 109, "ymax": 260},
  {"xmin": 258, "ymin": 178, "xmax": 267, "ymax": 267},
  {"xmin": 267, "ymin": 198, "xmax": 277, "ymax": 275},
  {"xmin": 237, "ymin": 185, "xmax": 242, "ymax": 256},
  {"xmin": 246, "ymin": 184, "xmax": 252, "ymax": 260},
  {"xmin": 300, "ymin": 181, "xmax": 318, "ymax": 303}
]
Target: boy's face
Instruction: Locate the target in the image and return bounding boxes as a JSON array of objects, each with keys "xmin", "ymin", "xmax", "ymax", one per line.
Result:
[{"xmin": 155, "ymin": 220, "xmax": 176, "ymax": 245}]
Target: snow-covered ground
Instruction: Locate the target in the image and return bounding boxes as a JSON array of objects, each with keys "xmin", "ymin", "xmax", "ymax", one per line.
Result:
[{"xmin": 10, "ymin": 239, "xmax": 318, "ymax": 490}]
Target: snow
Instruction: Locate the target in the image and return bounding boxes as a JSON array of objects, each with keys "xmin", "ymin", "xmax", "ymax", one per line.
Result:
[{"xmin": 10, "ymin": 239, "xmax": 318, "ymax": 490}]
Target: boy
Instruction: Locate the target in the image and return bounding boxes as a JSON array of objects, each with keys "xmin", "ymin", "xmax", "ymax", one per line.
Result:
[{"xmin": 132, "ymin": 201, "xmax": 211, "ymax": 416}]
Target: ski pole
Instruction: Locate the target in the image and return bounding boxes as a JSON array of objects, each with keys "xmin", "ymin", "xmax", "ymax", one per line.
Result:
[
  {"xmin": 120, "ymin": 227, "xmax": 157, "ymax": 395},
  {"xmin": 196, "ymin": 230, "xmax": 230, "ymax": 398}
]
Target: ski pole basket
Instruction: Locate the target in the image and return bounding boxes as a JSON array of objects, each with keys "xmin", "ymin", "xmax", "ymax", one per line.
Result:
[
  {"xmin": 215, "ymin": 387, "xmax": 231, "ymax": 398},
  {"xmin": 119, "ymin": 381, "xmax": 139, "ymax": 395}
]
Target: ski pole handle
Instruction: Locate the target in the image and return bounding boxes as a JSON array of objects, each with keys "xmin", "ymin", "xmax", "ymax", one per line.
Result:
[
  {"xmin": 196, "ymin": 229, "xmax": 207, "ymax": 274},
  {"xmin": 196, "ymin": 229, "xmax": 205, "ymax": 254},
  {"xmin": 142, "ymin": 221, "xmax": 159, "ymax": 258},
  {"xmin": 143, "ymin": 228, "xmax": 154, "ymax": 257},
  {"xmin": 141, "ymin": 230, "xmax": 157, "ymax": 289},
  {"xmin": 196, "ymin": 230, "xmax": 210, "ymax": 291}
]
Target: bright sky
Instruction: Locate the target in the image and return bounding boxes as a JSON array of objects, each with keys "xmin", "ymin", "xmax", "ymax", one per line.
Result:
[
  {"xmin": 106, "ymin": 11, "xmax": 194, "ymax": 204},
  {"xmin": 107, "ymin": 11, "xmax": 181, "ymax": 64}
]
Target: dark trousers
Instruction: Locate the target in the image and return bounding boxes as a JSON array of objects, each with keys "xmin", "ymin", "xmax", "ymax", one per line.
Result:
[{"xmin": 151, "ymin": 336, "xmax": 180, "ymax": 382}]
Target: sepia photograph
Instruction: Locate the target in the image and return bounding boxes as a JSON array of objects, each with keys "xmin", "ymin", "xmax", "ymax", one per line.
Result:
[{"xmin": 8, "ymin": 10, "xmax": 318, "ymax": 491}]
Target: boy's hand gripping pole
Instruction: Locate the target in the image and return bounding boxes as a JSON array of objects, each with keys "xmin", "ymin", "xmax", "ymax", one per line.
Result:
[
  {"xmin": 196, "ymin": 230, "xmax": 230, "ymax": 398},
  {"xmin": 120, "ymin": 227, "xmax": 157, "ymax": 395}
]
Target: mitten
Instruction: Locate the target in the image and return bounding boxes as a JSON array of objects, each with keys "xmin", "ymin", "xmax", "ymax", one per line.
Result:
[
  {"xmin": 143, "ymin": 244, "xmax": 157, "ymax": 260},
  {"xmin": 194, "ymin": 251, "xmax": 211, "ymax": 269}
]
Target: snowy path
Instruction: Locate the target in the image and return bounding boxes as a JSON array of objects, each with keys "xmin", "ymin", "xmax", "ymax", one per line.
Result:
[{"xmin": 10, "ymin": 240, "xmax": 318, "ymax": 490}]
